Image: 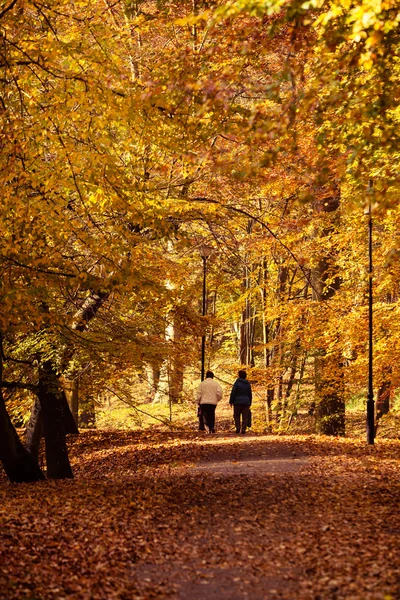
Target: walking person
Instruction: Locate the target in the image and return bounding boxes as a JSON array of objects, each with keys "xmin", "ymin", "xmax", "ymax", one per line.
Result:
[
  {"xmin": 196, "ymin": 371, "xmax": 223, "ymax": 433},
  {"xmin": 229, "ymin": 370, "xmax": 252, "ymax": 434}
]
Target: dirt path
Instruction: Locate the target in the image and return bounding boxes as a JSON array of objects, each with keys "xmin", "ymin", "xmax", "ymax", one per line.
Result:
[
  {"xmin": 1, "ymin": 431, "xmax": 400, "ymax": 600},
  {"xmin": 192, "ymin": 434, "xmax": 308, "ymax": 476}
]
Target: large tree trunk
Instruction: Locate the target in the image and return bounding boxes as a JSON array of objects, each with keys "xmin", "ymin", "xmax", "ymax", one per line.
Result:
[
  {"xmin": 312, "ymin": 188, "xmax": 345, "ymax": 435},
  {"xmin": 0, "ymin": 396, "xmax": 44, "ymax": 482},
  {"xmin": 0, "ymin": 348, "xmax": 44, "ymax": 482},
  {"xmin": 39, "ymin": 362, "xmax": 78, "ymax": 479}
]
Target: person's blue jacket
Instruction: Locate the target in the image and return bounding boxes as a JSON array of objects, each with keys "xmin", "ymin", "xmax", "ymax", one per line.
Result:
[{"xmin": 229, "ymin": 378, "xmax": 252, "ymax": 406}]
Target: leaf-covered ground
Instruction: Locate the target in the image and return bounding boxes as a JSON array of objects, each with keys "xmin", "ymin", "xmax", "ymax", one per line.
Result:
[{"xmin": 1, "ymin": 431, "xmax": 400, "ymax": 600}]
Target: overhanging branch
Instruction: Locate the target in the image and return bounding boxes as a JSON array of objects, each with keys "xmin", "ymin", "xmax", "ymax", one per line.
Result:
[
  {"xmin": 0, "ymin": 0, "xmax": 18, "ymax": 20},
  {"xmin": 2, "ymin": 381, "xmax": 38, "ymax": 393}
]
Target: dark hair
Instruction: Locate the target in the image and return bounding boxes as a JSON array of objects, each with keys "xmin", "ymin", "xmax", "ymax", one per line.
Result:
[
  {"xmin": 238, "ymin": 370, "xmax": 247, "ymax": 379},
  {"xmin": 206, "ymin": 370, "xmax": 214, "ymax": 379}
]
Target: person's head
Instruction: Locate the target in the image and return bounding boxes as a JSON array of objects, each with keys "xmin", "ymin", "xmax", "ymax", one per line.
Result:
[
  {"xmin": 238, "ymin": 369, "xmax": 247, "ymax": 379},
  {"xmin": 206, "ymin": 370, "xmax": 214, "ymax": 379}
]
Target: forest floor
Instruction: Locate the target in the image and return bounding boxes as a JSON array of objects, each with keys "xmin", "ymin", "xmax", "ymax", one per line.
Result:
[{"xmin": 1, "ymin": 427, "xmax": 400, "ymax": 600}]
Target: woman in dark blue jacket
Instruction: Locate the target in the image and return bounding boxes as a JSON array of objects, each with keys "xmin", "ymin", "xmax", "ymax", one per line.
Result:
[{"xmin": 229, "ymin": 370, "xmax": 252, "ymax": 434}]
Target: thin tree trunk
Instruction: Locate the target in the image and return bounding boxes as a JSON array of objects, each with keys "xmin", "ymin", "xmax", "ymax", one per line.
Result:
[
  {"xmin": 295, "ymin": 353, "xmax": 307, "ymax": 414},
  {"xmin": 282, "ymin": 354, "xmax": 298, "ymax": 417},
  {"xmin": 65, "ymin": 290, "xmax": 109, "ymax": 423},
  {"xmin": 169, "ymin": 313, "xmax": 184, "ymax": 401},
  {"xmin": 79, "ymin": 394, "xmax": 96, "ymax": 428},
  {"xmin": 145, "ymin": 363, "xmax": 161, "ymax": 401},
  {"xmin": 24, "ymin": 397, "xmax": 43, "ymax": 462},
  {"xmin": 240, "ymin": 265, "xmax": 255, "ymax": 366},
  {"xmin": 375, "ymin": 366, "xmax": 392, "ymax": 434}
]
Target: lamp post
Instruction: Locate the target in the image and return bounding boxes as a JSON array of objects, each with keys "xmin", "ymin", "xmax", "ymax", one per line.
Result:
[
  {"xmin": 366, "ymin": 185, "xmax": 375, "ymax": 445},
  {"xmin": 199, "ymin": 245, "xmax": 213, "ymax": 381}
]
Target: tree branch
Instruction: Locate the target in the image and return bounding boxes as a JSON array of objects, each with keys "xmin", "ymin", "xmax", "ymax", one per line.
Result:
[
  {"xmin": 191, "ymin": 195, "xmax": 321, "ymax": 299},
  {"xmin": 2, "ymin": 381, "xmax": 38, "ymax": 393},
  {"xmin": 0, "ymin": 254, "xmax": 76, "ymax": 278},
  {"xmin": 0, "ymin": 0, "xmax": 18, "ymax": 20}
]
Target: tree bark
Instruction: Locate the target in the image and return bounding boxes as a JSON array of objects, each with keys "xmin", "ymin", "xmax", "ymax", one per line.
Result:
[
  {"xmin": 375, "ymin": 366, "xmax": 392, "ymax": 434},
  {"xmin": 79, "ymin": 393, "xmax": 96, "ymax": 428},
  {"xmin": 0, "ymin": 347, "xmax": 44, "ymax": 482},
  {"xmin": 24, "ymin": 397, "xmax": 43, "ymax": 462},
  {"xmin": 240, "ymin": 264, "xmax": 255, "ymax": 366},
  {"xmin": 312, "ymin": 188, "xmax": 345, "ymax": 435},
  {"xmin": 64, "ymin": 290, "xmax": 109, "ymax": 423},
  {"xmin": 39, "ymin": 362, "xmax": 77, "ymax": 479}
]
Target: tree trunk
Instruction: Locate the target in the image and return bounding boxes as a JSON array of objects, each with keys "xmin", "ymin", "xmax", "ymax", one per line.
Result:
[
  {"xmin": 376, "ymin": 382, "xmax": 391, "ymax": 418},
  {"xmin": 153, "ymin": 360, "xmax": 170, "ymax": 404},
  {"xmin": 0, "ymin": 349, "xmax": 44, "ymax": 482},
  {"xmin": 79, "ymin": 393, "xmax": 96, "ymax": 428},
  {"xmin": 145, "ymin": 363, "xmax": 161, "ymax": 401},
  {"xmin": 375, "ymin": 367, "xmax": 392, "ymax": 435},
  {"xmin": 24, "ymin": 397, "xmax": 44, "ymax": 462},
  {"xmin": 169, "ymin": 313, "xmax": 184, "ymax": 401},
  {"xmin": 314, "ymin": 353, "xmax": 345, "ymax": 435},
  {"xmin": 63, "ymin": 290, "xmax": 109, "ymax": 423},
  {"xmin": 312, "ymin": 188, "xmax": 345, "ymax": 435},
  {"xmin": 282, "ymin": 354, "xmax": 298, "ymax": 418},
  {"xmin": 240, "ymin": 263, "xmax": 256, "ymax": 366},
  {"xmin": 39, "ymin": 362, "xmax": 77, "ymax": 479},
  {"xmin": 70, "ymin": 378, "xmax": 79, "ymax": 425}
]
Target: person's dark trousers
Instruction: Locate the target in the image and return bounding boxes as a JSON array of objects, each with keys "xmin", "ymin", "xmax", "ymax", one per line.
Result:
[
  {"xmin": 234, "ymin": 404, "xmax": 250, "ymax": 433},
  {"xmin": 198, "ymin": 407, "xmax": 205, "ymax": 431},
  {"xmin": 201, "ymin": 404, "xmax": 216, "ymax": 433}
]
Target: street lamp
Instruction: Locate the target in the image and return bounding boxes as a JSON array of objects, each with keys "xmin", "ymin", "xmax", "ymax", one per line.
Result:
[
  {"xmin": 366, "ymin": 183, "xmax": 375, "ymax": 445},
  {"xmin": 199, "ymin": 245, "xmax": 213, "ymax": 381}
]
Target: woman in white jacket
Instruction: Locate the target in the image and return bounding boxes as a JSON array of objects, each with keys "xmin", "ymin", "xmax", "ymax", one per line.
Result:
[{"xmin": 196, "ymin": 371, "xmax": 223, "ymax": 433}]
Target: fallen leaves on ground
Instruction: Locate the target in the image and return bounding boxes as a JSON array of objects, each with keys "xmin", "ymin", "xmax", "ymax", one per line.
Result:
[{"xmin": 1, "ymin": 431, "xmax": 400, "ymax": 599}]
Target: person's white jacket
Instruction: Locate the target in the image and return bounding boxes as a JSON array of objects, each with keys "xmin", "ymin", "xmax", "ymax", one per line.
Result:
[{"xmin": 196, "ymin": 377, "xmax": 223, "ymax": 405}]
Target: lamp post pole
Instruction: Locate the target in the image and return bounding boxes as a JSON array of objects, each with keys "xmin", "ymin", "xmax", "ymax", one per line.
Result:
[
  {"xmin": 199, "ymin": 245, "xmax": 213, "ymax": 381},
  {"xmin": 366, "ymin": 186, "xmax": 375, "ymax": 445},
  {"xmin": 201, "ymin": 256, "xmax": 207, "ymax": 382}
]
